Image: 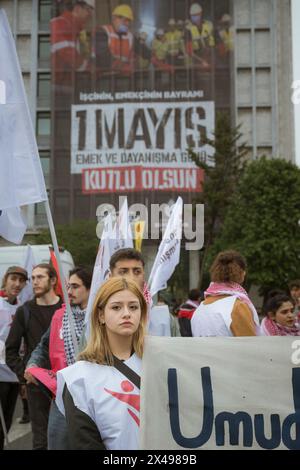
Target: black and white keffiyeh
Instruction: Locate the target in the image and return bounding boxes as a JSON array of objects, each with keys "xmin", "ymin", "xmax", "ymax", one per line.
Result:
[{"xmin": 62, "ymin": 306, "xmax": 86, "ymax": 365}]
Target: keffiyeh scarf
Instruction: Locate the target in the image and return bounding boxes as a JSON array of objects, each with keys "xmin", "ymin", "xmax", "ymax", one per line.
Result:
[
  {"xmin": 62, "ymin": 305, "xmax": 86, "ymax": 365},
  {"xmin": 143, "ymin": 282, "xmax": 152, "ymax": 307},
  {"xmin": 204, "ymin": 282, "xmax": 260, "ymax": 326},
  {"xmin": 261, "ymin": 317, "xmax": 300, "ymax": 336}
]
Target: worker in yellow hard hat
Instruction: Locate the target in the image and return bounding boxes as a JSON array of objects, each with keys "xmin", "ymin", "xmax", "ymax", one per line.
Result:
[
  {"xmin": 111, "ymin": 4, "xmax": 134, "ymax": 34},
  {"xmin": 151, "ymin": 28, "xmax": 174, "ymax": 73},
  {"xmin": 165, "ymin": 18, "xmax": 184, "ymax": 66},
  {"xmin": 94, "ymin": 3, "xmax": 151, "ymax": 76},
  {"xmin": 185, "ymin": 2, "xmax": 215, "ymax": 69},
  {"xmin": 136, "ymin": 31, "xmax": 150, "ymax": 70},
  {"xmin": 216, "ymin": 13, "xmax": 234, "ymax": 60}
]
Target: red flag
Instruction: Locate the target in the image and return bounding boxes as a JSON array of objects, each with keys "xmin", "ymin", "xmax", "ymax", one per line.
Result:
[{"xmin": 49, "ymin": 247, "xmax": 64, "ymax": 299}]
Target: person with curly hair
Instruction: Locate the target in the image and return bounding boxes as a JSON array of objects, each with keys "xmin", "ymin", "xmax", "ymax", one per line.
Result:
[{"xmin": 191, "ymin": 250, "xmax": 260, "ymax": 337}]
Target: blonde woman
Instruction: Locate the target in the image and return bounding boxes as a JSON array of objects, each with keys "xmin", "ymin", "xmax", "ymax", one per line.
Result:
[{"xmin": 55, "ymin": 277, "xmax": 147, "ymax": 450}]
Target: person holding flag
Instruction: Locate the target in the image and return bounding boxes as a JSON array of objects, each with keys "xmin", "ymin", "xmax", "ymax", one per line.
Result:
[
  {"xmin": 5, "ymin": 264, "xmax": 62, "ymax": 450},
  {"xmin": 0, "ymin": 266, "xmax": 28, "ymax": 449}
]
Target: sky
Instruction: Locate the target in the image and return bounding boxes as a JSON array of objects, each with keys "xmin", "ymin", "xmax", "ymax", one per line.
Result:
[{"xmin": 292, "ymin": 0, "xmax": 300, "ymax": 166}]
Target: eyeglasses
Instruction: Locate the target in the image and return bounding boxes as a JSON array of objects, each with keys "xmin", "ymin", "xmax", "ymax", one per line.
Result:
[{"xmin": 67, "ymin": 283, "xmax": 82, "ymax": 290}]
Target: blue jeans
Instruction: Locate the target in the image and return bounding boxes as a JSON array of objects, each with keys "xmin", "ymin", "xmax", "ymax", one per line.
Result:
[{"xmin": 47, "ymin": 400, "xmax": 70, "ymax": 450}]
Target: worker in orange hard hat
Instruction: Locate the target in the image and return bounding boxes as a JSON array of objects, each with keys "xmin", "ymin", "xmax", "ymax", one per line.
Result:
[{"xmin": 93, "ymin": 3, "xmax": 150, "ymax": 76}]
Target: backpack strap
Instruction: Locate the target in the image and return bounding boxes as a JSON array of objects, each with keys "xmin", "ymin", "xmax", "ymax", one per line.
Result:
[{"xmin": 113, "ymin": 355, "xmax": 141, "ymax": 389}]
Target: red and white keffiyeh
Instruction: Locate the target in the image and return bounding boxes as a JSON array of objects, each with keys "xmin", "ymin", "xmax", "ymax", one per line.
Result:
[
  {"xmin": 261, "ymin": 317, "xmax": 300, "ymax": 336},
  {"xmin": 204, "ymin": 282, "xmax": 260, "ymax": 326},
  {"xmin": 143, "ymin": 282, "xmax": 152, "ymax": 307}
]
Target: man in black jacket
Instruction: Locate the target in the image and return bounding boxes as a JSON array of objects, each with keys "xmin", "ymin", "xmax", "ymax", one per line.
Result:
[{"xmin": 5, "ymin": 264, "xmax": 62, "ymax": 450}]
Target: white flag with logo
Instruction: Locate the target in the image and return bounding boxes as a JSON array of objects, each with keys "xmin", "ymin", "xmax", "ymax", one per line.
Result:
[
  {"xmin": 0, "ymin": 10, "xmax": 47, "ymax": 243},
  {"xmin": 110, "ymin": 198, "xmax": 133, "ymax": 252},
  {"xmin": 84, "ymin": 214, "xmax": 114, "ymax": 338},
  {"xmin": 148, "ymin": 197, "xmax": 183, "ymax": 297},
  {"xmin": 19, "ymin": 244, "xmax": 36, "ymax": 304}
]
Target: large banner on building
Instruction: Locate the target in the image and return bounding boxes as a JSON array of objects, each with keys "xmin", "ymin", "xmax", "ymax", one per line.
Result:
[
  {"xmin": 140, "ymin": 336, "xmax": 300, "ymax": 450},
  {"xmin": 51, "ymin": 0, "xmax": 233, "ymax": 222}
]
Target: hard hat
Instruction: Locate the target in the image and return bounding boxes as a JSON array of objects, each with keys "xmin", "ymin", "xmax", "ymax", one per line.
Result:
[
  {"xmin": 156, "ymin": 28, "xmax": 164, "ymax": 36},
  {"xmin": 190, "ymin": 3, "xmax": 202, "ymax": 16},
  {"xmin": 112, "ymin": 4, "xmax": 134, "ymax": 21},
  {"xmin": 220, "ymin": 13, "xmax": 231, "ymax": 23},
  {"xmin": 82, "ymin": 0, "xmax": 95, "ymax": 8},
  {"xmin": 168, "ymin": 18, "xmax": 176, "ymax": 26}
]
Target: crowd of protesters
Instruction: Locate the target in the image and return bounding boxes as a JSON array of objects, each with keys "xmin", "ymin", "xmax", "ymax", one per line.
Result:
[{"xmin": 1, "ymin": 247, "xmax": 300, "ymax": 450}]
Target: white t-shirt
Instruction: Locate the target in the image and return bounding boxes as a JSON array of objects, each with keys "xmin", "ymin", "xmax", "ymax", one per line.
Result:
[{"xmin": 56, "ymin": 354, "xmax": 141, "ymax": 450}]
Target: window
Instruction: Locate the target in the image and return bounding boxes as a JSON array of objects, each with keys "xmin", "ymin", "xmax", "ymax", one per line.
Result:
[
  {"xmin": 34, "ymin": 202, "xmax": 47, "ymax": 226},
  {"xmin": 39, "ymin": 0, "xmax": 52, "ymax": 28},
  {"xmin": 39, "ymin": 150, "xmax": 50, "ymax": 188},
  {"xmin": 38, "ymin": 35, "xmax": 50, "ymax": 67},
  {"xmin": 37, "ymin": 73, "xmax": 51, "ymax": 106},
  {"xmin": 37, "ymin": 112, "xmax": 51, "ymax": 136},
  {"xmin": 34, "ymin": 190, "xmax": 49, "ymax": 226}
]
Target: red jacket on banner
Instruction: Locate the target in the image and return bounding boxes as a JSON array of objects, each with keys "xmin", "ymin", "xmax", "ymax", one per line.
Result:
[
  {"xmin": 50, "ymin": 10, "xmax": 89, "ymax": 85},
  {"xmin": 27, "ymin": 306, "xmax": 67, "ymax": 396},
  {"xmin": 100, "ymin": 25, "xmax": 134, "ymax": 75}
]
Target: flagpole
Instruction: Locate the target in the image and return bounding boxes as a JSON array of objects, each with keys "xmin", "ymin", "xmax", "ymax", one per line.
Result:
[
  {"xmin": 44, "ymin": 200, "xmax": 78, "ymax": 356},
  {"xmin": 0, "ymin": 401, "xmax": 9, "ymax": 447}
]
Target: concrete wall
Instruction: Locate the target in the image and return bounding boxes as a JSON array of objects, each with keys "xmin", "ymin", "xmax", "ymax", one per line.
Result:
[{"xmin": 234, "ymin": 0, "xmax": 294, "ymax": 161}]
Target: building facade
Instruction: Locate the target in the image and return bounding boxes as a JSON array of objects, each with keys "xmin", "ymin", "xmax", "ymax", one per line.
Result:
[{"xmin": 0, "ymin": 0, "xmax": 295, "ymax": 289}]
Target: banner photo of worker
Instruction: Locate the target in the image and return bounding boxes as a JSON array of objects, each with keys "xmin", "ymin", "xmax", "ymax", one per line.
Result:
[{"xmin": 50, "ymin": 0, "xmax": 233, "ymax": 223}]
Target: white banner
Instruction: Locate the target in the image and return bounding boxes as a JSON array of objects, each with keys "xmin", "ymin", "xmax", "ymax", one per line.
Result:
[
  {"xmin": 140, "ymin": 336, "xmax": 300, "ymax": 450},
  {"xmin": 71, "ymin": 101, "xmax": 215, "ymax": 175},
  {"xmin": 148, "ymin": 197, "xmax": 183, "ymax": 297}
]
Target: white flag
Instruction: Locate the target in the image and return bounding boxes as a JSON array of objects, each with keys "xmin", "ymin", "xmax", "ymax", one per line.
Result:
[
  {"xmin": 84, "ymin": 214, "xmax": 114, "ymax": 338},
  {"xmin": 110, "ymin": 198, "xmax": 133, "ymax": 252},
  {"xmin": 0, "ymin": 207, "xmax": 26, "ymax": 244},
  {"xmin": 19, "ymin": 245, "xmax": 36, "ymax": 304},
  {"xmin": 85, "ymin": 198, "xmax": 134, "ymax": 339},
  {"xmin": 0, "ymin": 10, "xmax": 47, "ymax": 243},
  {"xmin": 148, "ymin": 197, "xmax": 183, "ymax": 297}
]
